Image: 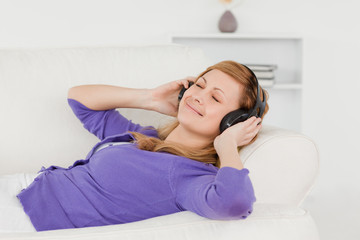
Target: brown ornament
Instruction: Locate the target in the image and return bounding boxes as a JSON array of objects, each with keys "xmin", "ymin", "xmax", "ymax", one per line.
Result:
[{"xmin": 218, "ymin": 10, "xmax": 238, "ymax": 33}]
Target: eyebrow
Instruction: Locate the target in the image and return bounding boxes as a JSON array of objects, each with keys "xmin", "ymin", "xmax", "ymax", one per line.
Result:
[{"xmin": 200, "ymin": 77, "xmax": 226, "ymax": 97}]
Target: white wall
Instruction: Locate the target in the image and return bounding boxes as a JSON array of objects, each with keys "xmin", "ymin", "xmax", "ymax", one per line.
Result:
[{"xmin": 1, "ymin": 0, "xmax": 359, "ymax": 239}]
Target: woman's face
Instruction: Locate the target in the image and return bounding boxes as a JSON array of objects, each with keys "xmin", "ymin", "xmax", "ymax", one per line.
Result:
[{"xmin": 177, "ymin": 69, "xmax": 244, "ymax": 139}]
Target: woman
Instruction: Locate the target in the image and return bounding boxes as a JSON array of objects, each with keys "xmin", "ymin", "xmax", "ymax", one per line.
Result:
[{"xmin": 14, "ymin": 60, "xmax": 269, "ymax": 231}]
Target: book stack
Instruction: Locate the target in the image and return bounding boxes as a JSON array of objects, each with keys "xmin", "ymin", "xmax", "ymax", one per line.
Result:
[{"xmin": 246, "ymin": 64, "xmax": 278, "ymax": 87}]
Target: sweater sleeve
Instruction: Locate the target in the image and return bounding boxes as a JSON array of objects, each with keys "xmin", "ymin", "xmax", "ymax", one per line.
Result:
[
  {"xmin": 171, "ymin": 163, "xmax": 256, "ymax": 220},
  {"xmin": 67, "ymin": 98, "xmax": 157, "ymax": 140}
]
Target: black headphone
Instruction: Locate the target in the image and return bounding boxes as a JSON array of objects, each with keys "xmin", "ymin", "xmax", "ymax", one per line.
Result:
[{"xmin": 178, "ymin": 65, "xmax": 266, "ymax": 133}]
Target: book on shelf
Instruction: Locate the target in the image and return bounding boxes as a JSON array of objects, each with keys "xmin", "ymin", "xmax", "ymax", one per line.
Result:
[
  {"xmin": 258, "ymin": 79, "xmax": 275, "ymax": 87},
  {"xmin": 253, "ymin": 71, "xmax": 275, "ymax": 79},
  {"xmin": 246, "ymin": 64, "xmax": 278, "ymax": 72},
  {"xmin": 245, "ymin": 64, "xmax": 277, "ymax": 88}
]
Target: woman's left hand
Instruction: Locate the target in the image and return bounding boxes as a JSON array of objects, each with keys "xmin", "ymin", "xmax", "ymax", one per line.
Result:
[
  {"xmin": 214, "ymin": 116, "xmax": 262, "ymax": 154},
  {"xmin": 149, "ymin": 76, "xmax": 197, "ymax": 117}
]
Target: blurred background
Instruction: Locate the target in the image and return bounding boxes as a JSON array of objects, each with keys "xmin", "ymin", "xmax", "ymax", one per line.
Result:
[{"xmin": 0, "ymin": 0, "xmax": 359, "ymax": 239}]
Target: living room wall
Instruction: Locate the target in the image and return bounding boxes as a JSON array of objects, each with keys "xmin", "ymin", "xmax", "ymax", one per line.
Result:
[{"xmin": 1, "ymin": 0, "xmax": 359, "ymax": 239}]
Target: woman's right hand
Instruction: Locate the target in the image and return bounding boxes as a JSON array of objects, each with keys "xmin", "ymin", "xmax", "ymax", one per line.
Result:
[{"xmin": 149, "ymin": 76, "xmax": 196, "ymax": 117}]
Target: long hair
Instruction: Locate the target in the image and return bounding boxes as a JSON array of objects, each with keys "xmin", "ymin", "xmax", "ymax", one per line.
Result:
[{"xmin": 129, "ymin": 60, "xmax": 269, "ymax": 168}]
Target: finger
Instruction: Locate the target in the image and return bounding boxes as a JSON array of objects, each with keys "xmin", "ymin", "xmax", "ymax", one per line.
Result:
[
  {"xmin": 248, "ymin": 127, "xmax": 258, "ymax": 138},
  {"xmin": 243, "ymin": 126, "xmax": 261, "ymax": 144},
  {"xmin": 256, "ymin": 119, "xmax": 262, "ymax": 129},
  {"xmin": 176, "ymin": 79, "xmax": 189, "ymax": 89},
  {"xmin": 244, "ymin": 116, "xmax": 258, "ymax": 127},
  {"xmin": 249, "ymin": 117, "xmax": 262, "ymax": 127},
  {"xmin": 252, "ymin": 122, "xmax": 262, "ymax": 136},
  {"xmin": 248, "ymin": 119, "xmax": 262, "ymax": 135},
  {"xmin": 253, "ymin": 119, "xmax": 262, "ymax": 133},
  {"xmin": 256, "ymin": 117, "xmax": 262, "ymax": 126},
  {"xmin": 249, "ymin": 116, "xmax": 258, "ymax": 123},
  {"xmin": 186, "ymin": 78, "xmax": 196, "ymax": 88},
  {"xmin": 255, "ymin": 124, "xmax": 261, "ymax": 134},
  {"xmin": 187, "ymin": 79, "xmax": 193, "ymax": 88},
  {"xmin": 183, "ymin": 79, "xmax": 193, "ymax": 88}
]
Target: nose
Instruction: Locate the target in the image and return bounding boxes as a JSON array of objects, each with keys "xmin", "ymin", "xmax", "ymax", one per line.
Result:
[
  {"xmin": 192, "ymin": 93, "xmax": 204, "ymax": 105},
  {"xmin": 187, "ymin": 87, "xmax": 208, "ymax": 105},
  {"xmin": 195, "ymin": 96, "xmax": 202, "ymax": 104}
]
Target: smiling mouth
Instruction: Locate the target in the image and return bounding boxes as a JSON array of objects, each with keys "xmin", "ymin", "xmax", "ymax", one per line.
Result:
[{"xmin": 186, "ymin": 103, "xmax": 203, "ymax": 116}]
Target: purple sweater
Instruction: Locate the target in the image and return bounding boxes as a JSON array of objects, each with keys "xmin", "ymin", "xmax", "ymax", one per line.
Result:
[{"xmin": 17, "ymin": 98, "xmax": 256, "ymax": 231}]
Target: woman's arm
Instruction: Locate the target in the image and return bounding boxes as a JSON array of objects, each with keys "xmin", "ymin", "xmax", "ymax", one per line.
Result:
[
  {"xmin": 68, "ymin": 77, "xmax": 195, "ymax": 116},
  {"xmin": 216, "ymin": 139, "xmax": 244, "ymax": 170},
  {"xmin": 172, "ymin": 160, "xmax": 256, "ymax": 220},
  {"xmin": 67, "ymin": 85, "xmax": 152, "ymax": 111}
]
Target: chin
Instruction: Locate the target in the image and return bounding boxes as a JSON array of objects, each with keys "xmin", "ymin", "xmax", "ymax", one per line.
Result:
[{"xmin": 178, "ymin": 118, "xmax": 218, "ymax": 139}]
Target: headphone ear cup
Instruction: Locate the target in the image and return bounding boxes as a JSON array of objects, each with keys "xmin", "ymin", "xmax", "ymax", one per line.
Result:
[
  {"xmin": 178, "ymin": 82, "xmax": 194, "ymax": 102},
  {"xmin": 220, "ymin": 109, "xmax": 250, "ymax": 133}
]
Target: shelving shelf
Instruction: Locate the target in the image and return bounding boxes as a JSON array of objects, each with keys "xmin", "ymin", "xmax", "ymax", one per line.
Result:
[
  {"xmin": 169, "ymin": 33, "xmax": 303, "ymax": 132},
  {"xmin": 169, "ymin": 33, "xmax": 302, "ymax": 41},
  {"xmin": 268, "ymin": 83, "xmax": 303, "ymax": 90}
]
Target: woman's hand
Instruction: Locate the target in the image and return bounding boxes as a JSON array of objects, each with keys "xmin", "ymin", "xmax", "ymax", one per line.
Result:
[
  {"xmin": 214, "ymin": 116, "xmax": 262, "ymax": 155},
  {"xmin": 149, "ymin": 76, "xmax": 196, "ymax": 117}
]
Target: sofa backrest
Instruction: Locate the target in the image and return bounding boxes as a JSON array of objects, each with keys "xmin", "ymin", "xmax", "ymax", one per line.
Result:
[
  {"xmin": 0, "ymin": 44, "xmax": 211, "ymax": 174},
  {"xmin": 0, "ymin": 44, "xmax": 318, "ymax": 206}
]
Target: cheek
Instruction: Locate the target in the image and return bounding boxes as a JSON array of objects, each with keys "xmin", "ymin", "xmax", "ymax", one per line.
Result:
[
  {"xmin": 206, "ymin": 108, "xmax": 228, "ymax": 125},
  {"xmin": 210, "ymin": 105, "xmax": 230, "ymax": 115},
  {"xmin": 207, "ymin": 106, "xmax": 238, "ymax": 128}
]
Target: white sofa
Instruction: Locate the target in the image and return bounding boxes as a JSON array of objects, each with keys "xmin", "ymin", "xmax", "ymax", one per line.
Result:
[{"xmin": 0, "ymin": 44, "xmax": 320, "ymax": 239}]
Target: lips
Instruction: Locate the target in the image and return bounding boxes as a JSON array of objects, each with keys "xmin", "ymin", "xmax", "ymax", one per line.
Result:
[{"xmin": 185, "ymin": 102, "xmax": 203, "ymax": 116}]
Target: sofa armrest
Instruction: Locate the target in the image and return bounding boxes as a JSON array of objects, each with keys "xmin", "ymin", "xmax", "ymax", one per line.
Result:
[{"xmin": 241, "ymin": 125, "xmax": 320, "ymax": 206}]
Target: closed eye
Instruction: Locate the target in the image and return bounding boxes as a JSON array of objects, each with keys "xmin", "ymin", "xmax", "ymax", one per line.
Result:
[{"xmin": 196, "ymin": 84, "xmax": 220, "ymax": 103}]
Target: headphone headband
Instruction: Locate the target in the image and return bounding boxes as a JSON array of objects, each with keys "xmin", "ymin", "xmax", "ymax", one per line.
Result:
[
  {"xmin": 242, "ymin": 64, "xmax": 266, "ymax": 118},
  {"xmin": 247, "ymin": 75, "xmax": 266, "ymax": 119}
]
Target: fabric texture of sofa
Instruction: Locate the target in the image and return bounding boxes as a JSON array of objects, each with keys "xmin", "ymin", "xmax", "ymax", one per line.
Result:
[{"xmin": 0, "ymin": 44, "xmax": 320, "ymax": 239}]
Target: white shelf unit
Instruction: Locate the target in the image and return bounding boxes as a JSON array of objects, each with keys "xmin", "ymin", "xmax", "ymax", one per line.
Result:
[{"xmin": 169, "ymin": 33, "xmax": 303, "ymax": 132}]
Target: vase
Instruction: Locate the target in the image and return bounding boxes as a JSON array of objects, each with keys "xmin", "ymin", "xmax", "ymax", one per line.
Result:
[{"xmin": 218, "ymin": 10, "xmax": 238, "ymax": 33}]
